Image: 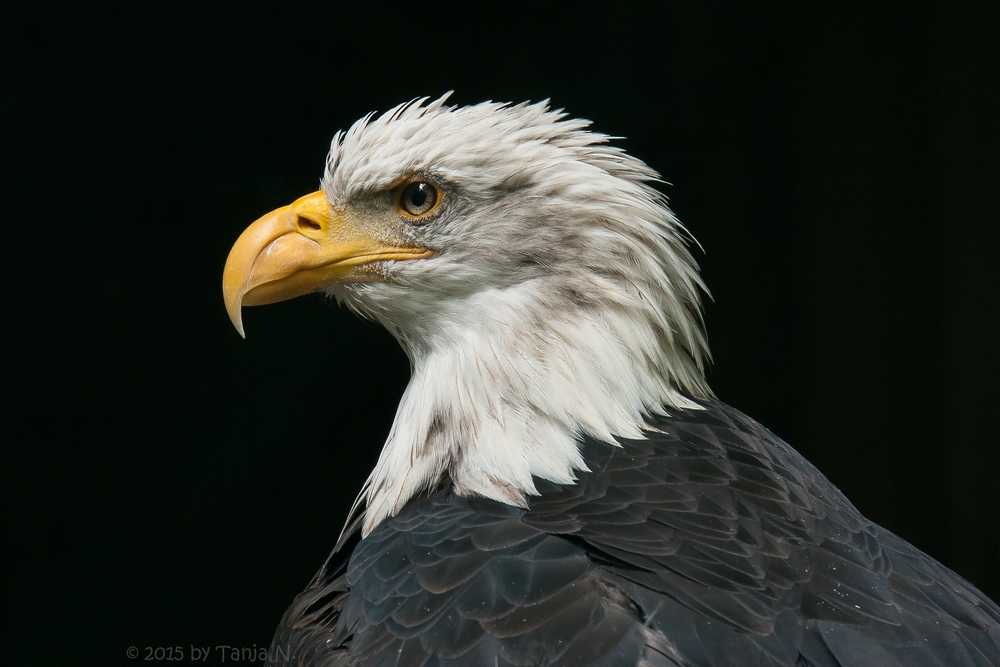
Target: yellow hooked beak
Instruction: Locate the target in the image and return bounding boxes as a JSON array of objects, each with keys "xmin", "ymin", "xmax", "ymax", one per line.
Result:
[{"xmin": 223, "ymin": 191, "xmax": 431, "ymax": 337}]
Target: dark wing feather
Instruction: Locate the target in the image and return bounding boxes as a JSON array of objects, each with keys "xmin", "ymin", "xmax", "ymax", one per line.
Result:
[
  {"xmin": 267, "ymin": 567, "xmax": 353, "ymax": 667},
  {"xmin": 268, "ymin": 401, "xmax": 1000, "ymax": 666},
  {"xmin": 268, "ymin": 497, "xmax": 680, "ymax": 666}
]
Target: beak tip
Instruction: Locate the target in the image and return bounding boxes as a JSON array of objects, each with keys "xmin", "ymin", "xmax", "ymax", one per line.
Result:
[
  {"xmin": 230, "ymin": 308, "xmax": 246, "ymax": 339},
  {"xmin": 224, "ymin": 289, "xmax": 247, "ymax": 339}
]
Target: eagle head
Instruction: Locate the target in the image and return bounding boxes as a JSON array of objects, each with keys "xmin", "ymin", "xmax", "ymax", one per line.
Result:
[{"xmin": 223, "ymin": 95, "xmax": 712, "ymax": 533}]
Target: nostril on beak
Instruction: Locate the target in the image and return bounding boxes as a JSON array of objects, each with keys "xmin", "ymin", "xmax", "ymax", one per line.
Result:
[{"xmin": 297, "ymin": 216, "xmax": 322, "ymax": 233}]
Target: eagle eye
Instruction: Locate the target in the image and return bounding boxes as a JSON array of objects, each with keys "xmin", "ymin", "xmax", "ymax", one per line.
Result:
[{"xmin": 398, "ymin": 181, "xmax": 439, "ymax": 218}]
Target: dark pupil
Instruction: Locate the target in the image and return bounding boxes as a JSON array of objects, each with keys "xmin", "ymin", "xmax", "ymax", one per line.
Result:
[{"xmin": 410, "ymin": 184, "xmax": 427, "ymax": 208}]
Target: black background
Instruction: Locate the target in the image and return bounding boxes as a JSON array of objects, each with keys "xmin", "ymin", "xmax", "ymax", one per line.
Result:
[{"xmin": 3, "ymin": 3, "xmax": 998, "ymax": 666}]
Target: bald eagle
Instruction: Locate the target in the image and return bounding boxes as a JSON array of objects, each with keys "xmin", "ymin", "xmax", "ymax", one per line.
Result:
[{"xmin": 223, "ymin": 97, "xmax": 1000, "ymax": 667}]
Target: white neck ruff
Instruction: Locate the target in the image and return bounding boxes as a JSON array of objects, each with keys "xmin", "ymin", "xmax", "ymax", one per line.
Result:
[{"xmin": 356, "ymin": 280, "xmax": 706, "ymax": 535}]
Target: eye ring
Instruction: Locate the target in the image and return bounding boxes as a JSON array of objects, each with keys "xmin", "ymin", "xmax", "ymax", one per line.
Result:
[{"xmin": 397, "ymin": 181, "xmax": 441, "ymax": 219}]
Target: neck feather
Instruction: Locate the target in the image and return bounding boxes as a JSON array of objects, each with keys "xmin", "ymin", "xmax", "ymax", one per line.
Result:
[{"xmin": 357, "ymin": 281, "xmax": 709, "ymax": 535}]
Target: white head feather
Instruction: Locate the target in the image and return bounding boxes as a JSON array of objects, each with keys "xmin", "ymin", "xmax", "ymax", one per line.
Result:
[{"xmin": 321, "ymin": 95, "xmax": 712, "ymax": 535}]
